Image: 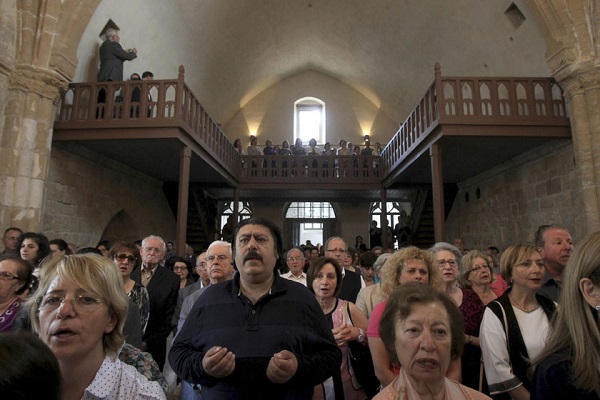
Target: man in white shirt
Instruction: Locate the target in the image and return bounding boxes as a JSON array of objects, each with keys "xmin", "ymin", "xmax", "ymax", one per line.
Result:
[{"xmin": 281, "ymin": 247, "xmax": 307, "ymax": 286}]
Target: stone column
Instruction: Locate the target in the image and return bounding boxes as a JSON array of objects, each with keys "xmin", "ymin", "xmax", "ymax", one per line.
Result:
[
  {"xmin": 0, "ymin": 0, "xmax": 96, "ymax": 231},
  {"xmin": 525, "ymin": 0, "xmax": 600, "ymax": 233},
  {"xmin": 0, "ymin": 65, "xmax": 66, "ymax": 231},
  {"xmin": 553, "ymin": 63, "xmax": 600, "ymax": 233}
]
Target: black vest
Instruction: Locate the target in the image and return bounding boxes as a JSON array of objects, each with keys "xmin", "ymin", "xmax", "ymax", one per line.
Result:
[
  {"xmin": 487, "ymin": 289, "xmax": 556, "ymax": 393},
  {"xmin": 338, "ymin": 269, "xmax": 362, "ymax": 303}
]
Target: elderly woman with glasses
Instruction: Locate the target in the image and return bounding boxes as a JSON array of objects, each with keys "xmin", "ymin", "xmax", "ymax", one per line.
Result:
[
  {"xmin": 0, "ymin": 257, "xmax": 34, "ymax": 332},
  {"xmin": 29, "ymin": 254, "xmax": 165, "ymax": 399},
  {"xmin": 109, "ymin": 242, "xmax": 149, "ymax": 334},
  {"xmin": 480, "ymin": 244, "xmax": 556, "ymax": 400},
  {"xmin": 166, "ymin": 256, "xmax": 194, "ymax": 289},
  {"xmin": 374, "ymin": 282, "xmax": 491, "ymax": 400},
  {"xmin": 429, "ymin": 242, "xmax": 486, "ymax": 391}
]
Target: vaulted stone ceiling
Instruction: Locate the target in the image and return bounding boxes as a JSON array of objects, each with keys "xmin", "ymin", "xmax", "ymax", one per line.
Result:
[
  {"xmin": 171, "ymin": 0, "xmax": 550, "ymax": 124},
  {"xmin": 78, "ymin": 0, "xmax": 550, "ymax": 127}
]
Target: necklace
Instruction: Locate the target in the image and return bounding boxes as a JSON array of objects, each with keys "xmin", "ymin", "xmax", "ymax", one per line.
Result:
[{"xmin": 509, "ymin": 295, "xmax": 539, "ymax": 313}]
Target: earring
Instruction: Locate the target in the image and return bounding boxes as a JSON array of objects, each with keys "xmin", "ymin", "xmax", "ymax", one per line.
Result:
[{"xmin": 595, "ymin": 305, "xmax": 600, "ymax": 311}]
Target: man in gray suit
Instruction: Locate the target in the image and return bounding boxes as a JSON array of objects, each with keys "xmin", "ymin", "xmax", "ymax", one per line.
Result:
[
  {"xmin": 98, "ymin": 28, "xmax": 137, "ymax": 82},
  {"xmin": 97, "ymin": 28, "xmax": 137, "ymax": 108}
]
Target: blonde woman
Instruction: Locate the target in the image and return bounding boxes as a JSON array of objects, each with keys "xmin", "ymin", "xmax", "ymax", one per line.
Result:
[
  {"xmin": 29, "ymin": 254, "xmax": 165, "ymax": 400},
  {"xmin": 367, "ymin": 246, "xmax": 439, "ymax": 387},
  {"xmin": 480, "ymin": 244, "xmax": 556, "ymax": 399},
  {"xmin": 532, "ymin": 231, "xmax": 600, "ymax": 399}
]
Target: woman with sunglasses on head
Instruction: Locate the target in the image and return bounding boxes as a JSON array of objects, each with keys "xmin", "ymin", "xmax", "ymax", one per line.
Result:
[
  {"xmin": 29, "ymin": 254, "xmax": 165, "ymax": 400},
  {"xmin": 109, "ymin": 242, "xmax": 149, "ymax": 334},
  {"xmin": 480, "ymin": 244, "xmax": 556, "ymax": 400}
]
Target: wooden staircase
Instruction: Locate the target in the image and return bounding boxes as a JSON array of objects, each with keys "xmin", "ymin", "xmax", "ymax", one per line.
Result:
[{"xmin": 410, "ymin": 184, "xmax": 458, "ymax": 248}]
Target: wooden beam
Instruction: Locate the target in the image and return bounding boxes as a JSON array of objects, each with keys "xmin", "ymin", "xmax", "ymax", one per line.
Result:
[
  {"xmin": 430, "ymin": 143, "xmax": 445, "ymax": 243},
  {"xmin": 176, "ymin": 146, "xmax": 192, "ymax": 256}
]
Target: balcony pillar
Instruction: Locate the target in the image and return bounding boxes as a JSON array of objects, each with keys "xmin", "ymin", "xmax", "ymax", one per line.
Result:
[
  {"xmin": 233, "ymin": 189, "xmax": 240, "ymax": 223},
  {"xmin": 380, "ymin": 188, "xmax": 388, "ymax": 248},
  {"xmin": 176, "ymin": 146, "xmax": 191, "ymax": 255},
  {"xmin": 430, "ymin": 142, "xmax": 445, "ymax": 243}
]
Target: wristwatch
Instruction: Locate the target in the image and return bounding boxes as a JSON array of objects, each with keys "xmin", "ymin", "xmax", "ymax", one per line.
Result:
[{"xmin": 357, "ymin": 328, "xmax": 365, "ymax": 343}]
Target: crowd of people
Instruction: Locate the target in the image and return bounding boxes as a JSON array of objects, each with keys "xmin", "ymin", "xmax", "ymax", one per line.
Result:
[
  {"xmin": 2, "ymin": 220, "xmax": 599, "ymax": 400},
  {"xmin": 233, "ymin": 137, "xmax": 384, "ymax": 158}
]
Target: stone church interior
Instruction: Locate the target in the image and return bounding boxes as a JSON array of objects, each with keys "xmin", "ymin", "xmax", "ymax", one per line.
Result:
[{"xmin": 1, "ymin": 0, "xmax": 596, "ymax": 251}]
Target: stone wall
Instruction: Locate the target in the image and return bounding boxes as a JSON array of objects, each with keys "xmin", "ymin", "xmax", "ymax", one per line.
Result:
[
  {"xmin": 224, "ymin": 70, "xmax": 398, "ymax": 148},
  {"xmin": 445, "ymin": 139, "xmax": 583, "ymax": 251},
  {"xmin": 43, "ymin": 143, "xmax": 176, "ymax": 248}
]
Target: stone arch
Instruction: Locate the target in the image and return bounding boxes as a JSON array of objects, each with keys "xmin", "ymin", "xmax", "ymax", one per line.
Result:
[
  {"xmin": 99, "ymin": 209, "xmax": 142, "ymax": 245},
  {"xmin": 525, "ymin": 1, "xmax": 599, "ymax": 80},
  {"xmin": 526, "ymin": 0, "xmax": 600, "ymax": 232}
]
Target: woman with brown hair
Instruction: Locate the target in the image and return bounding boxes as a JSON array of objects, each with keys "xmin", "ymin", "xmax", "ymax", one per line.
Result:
[{"xmin": 480, "ymin": 244, "xmax": 556, "ymax": 400}]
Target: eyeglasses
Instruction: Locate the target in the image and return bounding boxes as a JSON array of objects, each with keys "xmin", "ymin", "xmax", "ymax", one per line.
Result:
[
  {"xmin": 470, "ymin": 264, "xmax": 487, "ymax": 273},
  {"xmin": 173, "ymin": 266, "xmax": 187, "ymax": 271},
  {"xmin": 437, "ymin": 259, "xmax": 458, "ymax": 267},
  {"xmin": 115, "ymin": 254, "xmax": 137, "ymax": 263},
  {"xmin": 39, "ymin": 294, "xmax": 104, "ymax": 313},
  {"xmin": 0, "ymin": 271, "xmax": 20, "ymax": 281},
  {"xmin": 196, "ymin": 262, "xmax": 207, "ymax": 268},
  {"xmin": 326, "ymin": 248, "xmax": 346, "ymax": 254},
  {"xmin": 287, "ymin": 256, "xmax": 303, "ymax": 261},
  {"xmin": 207, "ymin": 254, "xmax": 230, "ymax": 262}
]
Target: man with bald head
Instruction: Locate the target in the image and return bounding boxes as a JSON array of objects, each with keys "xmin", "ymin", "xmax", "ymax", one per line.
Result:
[
  {"xmin": 176, "ymin": 241, "xmax": 234, "ymax": 400},
  {"xmin": 281, "ymin": 247, "xmax": 307, "ymax": 286},
  {"xmin": 324, "ymin": 236, "xmax": 364, "ymax": 302},
  {"xmin": 535, "ymin": 224, "xmax": 574, "ymax": 302},
  {"xmin": 172, "ymin": 251, "xmax": 208, "ymax": 335},
  {"xmin": 131, "ymin": 235, "xmax": 179, "ymax": 370}
]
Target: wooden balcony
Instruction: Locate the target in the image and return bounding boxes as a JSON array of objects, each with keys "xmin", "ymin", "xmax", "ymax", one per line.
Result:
[
  {"xmin": 53, "ymin": 64, "xmax": 570, "ymax": 199},
  {"xmin": 380, "ymin": 64, "xmax": 570, "ymax": 187},
  {"xmin": 54, "ymin": 65, "xmax": 239, "ymax": 187}
]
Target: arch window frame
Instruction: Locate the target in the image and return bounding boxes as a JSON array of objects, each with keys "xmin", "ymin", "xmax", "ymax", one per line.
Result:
[{"xmin": 294, "ymin": 97, "xmax": 326, "ymax": 145}]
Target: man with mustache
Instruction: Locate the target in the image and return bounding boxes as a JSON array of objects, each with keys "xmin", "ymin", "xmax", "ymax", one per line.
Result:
[{"xmin": 170, "ymin": 217, "xmax": 341, "ymax": 399}]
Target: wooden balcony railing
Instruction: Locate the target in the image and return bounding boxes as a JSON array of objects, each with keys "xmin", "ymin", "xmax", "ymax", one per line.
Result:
[
  {"xmin": 54, "ymin": 64, "xmax": 570, "ymax": 187},
  {"xmin": 240, "ymin": 155, "xmax": 381, "ymax": 184},
  {"xmin": 54, "ymin": 65, "xmax": 240, "ymax": 177},
  {"xmin": 379, "ymin": 63, "xmax": 570, "ymax": 176}
]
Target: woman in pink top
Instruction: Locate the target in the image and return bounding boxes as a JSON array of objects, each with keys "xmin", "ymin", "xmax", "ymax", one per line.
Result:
[{"xmin": 373, "ymin": 282, "xmax": 491, "ymax": 400}]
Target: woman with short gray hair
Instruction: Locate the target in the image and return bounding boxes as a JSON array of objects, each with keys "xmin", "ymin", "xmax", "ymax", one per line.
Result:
[{"xmin": 429, "ymin": 242, "xmax": 486, "ymax": 392}]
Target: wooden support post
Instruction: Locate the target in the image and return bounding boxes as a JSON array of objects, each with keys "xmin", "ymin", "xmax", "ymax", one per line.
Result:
[
  {"xmin": 430, "ymin": 143, "xmax": 445, "ymax": 243},
  {"xmin": 176, "ymin": 146, "xmax": 191, "ymax": 256}
]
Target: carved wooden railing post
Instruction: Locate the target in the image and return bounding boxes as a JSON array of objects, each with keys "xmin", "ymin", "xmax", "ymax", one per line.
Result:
[
  {"xmin": 175, "ymin": 65, "xmax": 185, "ymax": 120},
  {"xmin": 434, "ymin": 63, "xmax": 444, "ymax": 122}
]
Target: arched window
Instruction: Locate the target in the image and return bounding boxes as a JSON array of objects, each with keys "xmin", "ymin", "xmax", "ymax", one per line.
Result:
[
  {"xmin": 294, "ymin": 97, "xmax": 326, "ymax": 144},
  {"xmin": 370, "ymin": 202, "xmax": 412, "ymax": 249},
  {"xmin": 220, "ymin": 201, "xmax": 252, "ymax": 231},
  {"xmin": 285, "ymin": 202, "xmax": 336, "ymax": 246}
]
